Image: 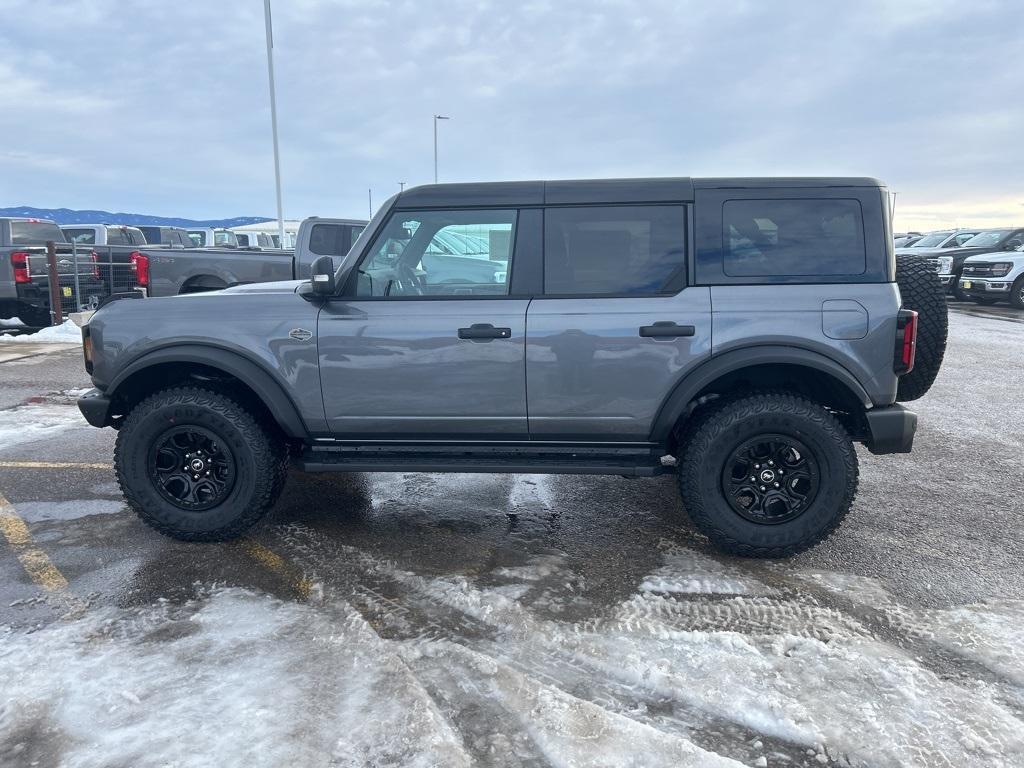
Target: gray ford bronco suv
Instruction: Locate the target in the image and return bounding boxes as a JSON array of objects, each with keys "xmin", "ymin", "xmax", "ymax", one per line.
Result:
[{"xmin": 77, "ymin": 178, "xmax": 947, "ymax": 557}]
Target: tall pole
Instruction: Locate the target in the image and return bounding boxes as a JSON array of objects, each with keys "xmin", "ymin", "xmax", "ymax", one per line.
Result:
[
  {"xmin": 433, "ymin": 115, "xmax": 449, "ymax": 184},
  {"xmin": 368, "ymin": 188, "xmax": 373, "ymax": 218},
  {"xmin": 264, "ymin": 0, "xmax": 285, "ymax": 247}
]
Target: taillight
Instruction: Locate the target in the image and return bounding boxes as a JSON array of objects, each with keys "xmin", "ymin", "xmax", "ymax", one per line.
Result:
[
  {"xmin": 894, "ymin": 309, "xmax": 918, "ymax": 375},
  {"xmin": 90, "ymin": 250, "xmax": 100, "ymax": 279},
  {"xmin": 10, "ymin": 251, "xmax": 31, "ymax": 283},
  {"xmin": 130, "ymin": 251, "xmax": 149, "ymax": 288}
]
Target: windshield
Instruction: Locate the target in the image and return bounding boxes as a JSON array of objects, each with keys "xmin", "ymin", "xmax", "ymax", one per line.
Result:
[
  {"xmin": 908, "ymin": 231, "xmax": 952, "ymax": 248},
  {"xmin": 960, "ymin": 230, "xmax": 1011, "ymax": 248},
  {"xmin": 10, "ymin": 220, "xmax": 67, "ymax": 245}
]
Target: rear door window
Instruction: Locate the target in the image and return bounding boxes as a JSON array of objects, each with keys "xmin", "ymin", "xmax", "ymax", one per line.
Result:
[
  {"xmin": 543, "ymin": 205, "xmax": 686, "ymax": 296},
  {"xmin": 722, "ymin": 199, "xmax": 866, "ymax": 277}
]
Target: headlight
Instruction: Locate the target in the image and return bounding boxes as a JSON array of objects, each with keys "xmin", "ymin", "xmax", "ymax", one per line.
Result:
[
  {"xmin": 990, "ymin": 262, "xmax": 1013, "ymax": 277},
  {"xmin": 936, "ymin": 256, "xmax": 953, "ymax": 273}
]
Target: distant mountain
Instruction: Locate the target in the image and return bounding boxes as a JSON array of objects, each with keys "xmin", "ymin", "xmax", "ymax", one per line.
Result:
[{"xmin": 0, "ymin": 206, "xmax": 274, "ymax": 229}]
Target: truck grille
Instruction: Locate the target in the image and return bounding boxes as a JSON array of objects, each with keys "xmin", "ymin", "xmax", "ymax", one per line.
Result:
[{"xmin": 962, "ymin": 262, "xmax": 995, "ymax": 277}]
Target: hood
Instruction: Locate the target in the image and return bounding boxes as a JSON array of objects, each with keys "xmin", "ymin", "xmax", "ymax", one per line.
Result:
[{"xmin": 219, "ymin": 280, "xmax": 304, "ymax": 295}]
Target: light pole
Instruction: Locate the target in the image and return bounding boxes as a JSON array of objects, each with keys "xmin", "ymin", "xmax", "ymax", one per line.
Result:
[
  {"xmin": 433, "ymin": 115, "xmax": 449, "ymax": 184},
  {"xmin": 399, "ymin": 181, "xmax": 405, "ymax": 192},
  {"xmin": 263, "ymin": 0, "xmax": 285, "ymax": 247}
]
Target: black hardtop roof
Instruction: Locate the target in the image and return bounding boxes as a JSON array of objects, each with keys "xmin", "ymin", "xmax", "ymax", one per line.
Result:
[{"xmin": 395, "ymin": 177, "xmax": 886, "ymax": 208}]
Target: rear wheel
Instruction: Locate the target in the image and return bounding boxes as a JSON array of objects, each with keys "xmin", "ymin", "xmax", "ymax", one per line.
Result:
[
  {"xmin": 895, "ymin": 254, "xmax": 948, "ymax": 402},
  {"xmin": 677, "ymin": 393, "xmax": 858, "ymax": 558},
  {"xmin": 115, "ymin": 386, "xmax": 287, "ymax": 541}
]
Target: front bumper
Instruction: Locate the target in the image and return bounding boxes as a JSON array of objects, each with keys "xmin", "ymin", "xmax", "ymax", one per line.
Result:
[
  {"xmin": 937, "ymin": 273, "xmax": 955, "ymax": 288},
  {"xmin": 958, "ymin": 278, "xmax": 1012, "ymax": 294},
  {"xmin": 78, "ymin": 388, "xmax": 113, "ymax": 428},
  {"xmin": 864, "ymin": 404, "xmax": 917, "ymax": 455}
]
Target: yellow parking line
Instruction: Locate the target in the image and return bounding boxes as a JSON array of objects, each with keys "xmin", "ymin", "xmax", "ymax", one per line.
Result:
[
  {"xmin": 239, "ymin": 539, "xmax": 313, "ymax": 600},
  {"xmin": 0, "ymin": 460, "xmax": 113, "ymax": 470},
  {"xmin": 0, "ymin": 492, "xmax": 69, "ymax": 592}
]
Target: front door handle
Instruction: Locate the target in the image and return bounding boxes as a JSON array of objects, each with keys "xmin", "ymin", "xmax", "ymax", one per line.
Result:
[
  {"xmin": 458, "ymin": 323, "xmax": 512, "ymax": 341},
  {"xmin": 639, "ymin": 321, "xmax": 696, "ymax": 338}
]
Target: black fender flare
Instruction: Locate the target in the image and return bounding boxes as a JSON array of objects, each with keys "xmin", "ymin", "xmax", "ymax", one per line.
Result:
[
  {"xmin": 649, "ymin": 345, "xmax": 872, "ymax": 442},
  {"xmin": 107, "ymin": 344, "xmax": 308, "ymax": 438}
]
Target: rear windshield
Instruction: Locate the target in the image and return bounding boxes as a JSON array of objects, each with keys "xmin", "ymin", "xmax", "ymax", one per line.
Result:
[
  {"xmin": 213, "ymin": 230, "xmax": 238, "ymax": 247},
  {"xmin": 188, "ymin": 231, "xmax": 207, "ymax": 247},
  {"xmin": 960, "ymin": 230, "xmax": 1012, "ymax": 248},
  {"xmin": 10, "ymin": 220, "xmax": 67, "ymax": 245},
  {"xmin": 62, "ymin": 228, "xmax": 96, "ymax": 245}
]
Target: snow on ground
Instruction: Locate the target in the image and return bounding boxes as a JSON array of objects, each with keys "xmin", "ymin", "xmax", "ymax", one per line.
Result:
[
  {"xmin": 0, "ymin": 319, "xmax": 82, "ymax": 343},
  {"xmin": 2, "ymin": 497, "xmax": 1023, "ymax": 766},
  {"xmin": 0, "ymin": 402, "xmax": 90, "ymax": 451}
]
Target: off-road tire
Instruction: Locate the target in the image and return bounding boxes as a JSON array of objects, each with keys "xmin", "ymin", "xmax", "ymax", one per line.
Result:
[
  {"xmin": 1010, "ymin": 276, "xmax": 1024, "ymax": 310},
  {"xmin": 677, "ymin": 393, "xmax": 858, "ymax": 558},
  {"xmin": 895, "ymin": 254, "xmax": 948, "ymax": 402},
  {"xmin": 115, "ymin": 386, "xmax": 288, "ymax": 541}
]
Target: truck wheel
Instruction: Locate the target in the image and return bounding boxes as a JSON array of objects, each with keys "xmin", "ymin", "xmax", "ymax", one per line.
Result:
[
  {"xmin": 895, "ymin": 254, "xmax": 948, "ymax": 402},
  {"xmin": 1010, "ymin": 276, "xmax": 1024, "ymax": 310},
  {"xmin": 677, "ymin": 393, "xmax": 858, "ymax": 558},
  {"xmin": 115, "ymin": 386, "xmax": 288, "ymax": 541}
]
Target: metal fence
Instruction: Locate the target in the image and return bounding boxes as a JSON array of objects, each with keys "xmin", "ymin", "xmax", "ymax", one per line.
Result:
[{"xmin": 28, "ymin": 248, "xmax": 145, "ymax": 321}]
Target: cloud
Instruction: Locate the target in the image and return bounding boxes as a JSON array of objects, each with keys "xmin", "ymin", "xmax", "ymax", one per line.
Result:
[{"xmin": 0, "ymin": 0, "xmax": 1021, "ymax": 227}]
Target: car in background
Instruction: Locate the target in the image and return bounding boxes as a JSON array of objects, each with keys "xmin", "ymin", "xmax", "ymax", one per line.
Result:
[
  {"xmin": 187, "ymin": 228, "xmax": 238, "ymax": 248},
  {"xmin": 61, "ymin": 224, "xmax": 148, "ymax": 248},
  {"xmin": 2, "ymin": 218, "xmax": 105, "ymax": 327},
  {"xmin": 895, "ymin": 228, "xmax": 979, "ymax": 253},
  {"xmin": 893, "ymin": 232, "xmax": 923, "ymax": 247},
  {"xmin": 958, "ymin": 238, "xmax": 1024, "ymax": 308},
  {"xmin": 138, "ymin": 226, "xmax": 192, "ymax": 247},
  {"xmin": 938, "ymin": 227, "xmax": 1024, "ymax": 298}
]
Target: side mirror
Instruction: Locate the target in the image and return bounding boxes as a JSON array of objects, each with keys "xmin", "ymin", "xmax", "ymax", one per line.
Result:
[{"xmin": 310, "ymin": 255, "xmax": 337, "ymax": 295}]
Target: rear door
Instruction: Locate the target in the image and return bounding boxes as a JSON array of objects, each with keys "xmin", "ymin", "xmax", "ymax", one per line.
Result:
[
  {"xmin": 526, "ymin": 203, "xmax": 711, "ymax": 440},
  {"xmin": 318, "ymin": 207, "xmax": 531, "ymax": 437}
]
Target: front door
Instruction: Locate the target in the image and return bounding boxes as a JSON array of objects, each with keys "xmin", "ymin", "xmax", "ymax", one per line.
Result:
[
  {"xmin": 526, "ymin": 203, "xmax": 712, "ymax": 440},
  {"xmin": 318, "ymin": 207, "xmax": 529, "ymax": 438}
]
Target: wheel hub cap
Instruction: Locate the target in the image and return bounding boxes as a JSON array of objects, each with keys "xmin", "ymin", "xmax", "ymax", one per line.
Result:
[
  {"xmin": 721, "ymin": 434, "xmax": 821, "ymax": 525},
  {"xmin": 148, "ymin": 426, "xmax": 236, "ymax": 511}
]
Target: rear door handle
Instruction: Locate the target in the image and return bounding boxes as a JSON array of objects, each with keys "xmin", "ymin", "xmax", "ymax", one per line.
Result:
[
  {"xmin": 639, "ymin": 321, "xmax": 696, "ymax": 338},
  {"xmin": 458, "ymin": 323, "xmax": 512, "ymax": 341}
]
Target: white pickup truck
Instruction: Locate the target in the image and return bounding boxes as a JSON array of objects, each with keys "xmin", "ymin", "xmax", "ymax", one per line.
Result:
[{"xmin": 958, "ymin": 239, "xmax": 1024, "ymax": 308}]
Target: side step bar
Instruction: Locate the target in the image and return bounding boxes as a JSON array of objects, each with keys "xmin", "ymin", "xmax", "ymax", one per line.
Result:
[{"xmin": 294, "ymin": 443, "xmax": 671, "ymax": 477}]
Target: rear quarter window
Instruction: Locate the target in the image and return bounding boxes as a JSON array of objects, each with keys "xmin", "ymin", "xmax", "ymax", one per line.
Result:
[{"xmin": 723, "ymin": 199, "xmax": 866, "ymax": 277}]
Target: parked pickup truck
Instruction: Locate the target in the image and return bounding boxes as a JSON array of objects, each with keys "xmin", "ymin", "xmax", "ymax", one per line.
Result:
[
  {"xmin": 1, "ymin": 218, "xmax": 106, "ymax": 327},
  {"xmin": 930, "ymin": 227, "xmax": 1024, "ymax": 299},
  {"xmin": 958, "ymin": 241, "xmax": 1024, "ymax": 308},
  {"xmin": 85, "ymin": 215, "xmax": 369, "ymax": 298},
  {"xmin": 61, "ymin": 224, "xmax": 149, "ymax": 248},
  {"xmin": 77, "ymin": 177, "xmax": 948, "ymax": 558},
  {"xmin": 138, "ymin": 226, "xmax": 193, "ymax": 247},
  {"xmin": 187, "ymin": 228, "xmax": 239, "ymax": 249}
]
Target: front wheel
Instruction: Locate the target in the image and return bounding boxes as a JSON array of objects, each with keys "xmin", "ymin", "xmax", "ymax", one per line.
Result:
[
  {"xmin": 1010, "ymin": 276, "xmax": 1024, "ymax": 310},
  {"xmin": 677, "ymin": 393, "xmax": 858, "ymax": 558},
  {"xmin": 115, "ymin": 386, "xmax": 288, "ymax": 541}
]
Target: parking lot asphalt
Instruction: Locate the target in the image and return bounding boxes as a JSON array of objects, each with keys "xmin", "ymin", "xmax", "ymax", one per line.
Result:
[{"xmin": 1, "ymin": 301, "xmax": 1022, "ymax": 767}]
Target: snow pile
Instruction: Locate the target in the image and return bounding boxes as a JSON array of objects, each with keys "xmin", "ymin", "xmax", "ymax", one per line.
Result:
[
  {"xmin": 0, "ymin": 403, "xmax": 89, "ymax": 451},
  {"xmin": 0, "ymin": 319, "xmax": 82, "ymax": 343}
]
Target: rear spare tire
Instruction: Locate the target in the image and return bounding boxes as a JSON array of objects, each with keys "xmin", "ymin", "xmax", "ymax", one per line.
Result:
[{"xmin": 895, "ymin": 254, "xmax": 947, "ymax": 402}]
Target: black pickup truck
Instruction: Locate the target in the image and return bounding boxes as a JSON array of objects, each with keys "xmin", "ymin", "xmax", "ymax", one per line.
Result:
[{"xmin": 0, "ymin": 218, "xmax": 106, "ymax": 328}]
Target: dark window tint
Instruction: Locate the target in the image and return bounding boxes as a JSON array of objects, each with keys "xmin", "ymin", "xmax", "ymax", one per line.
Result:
[
  {"xmin": 723, "ymin": 199, "xmax": 866, "ymax": 277},
  {"xmin": 139, "ymin": 227, "xmax": 160, "ymax": 243},
  {"xmin": 544, "ymin": 205, "xmax": 686, "ymax": 295}
]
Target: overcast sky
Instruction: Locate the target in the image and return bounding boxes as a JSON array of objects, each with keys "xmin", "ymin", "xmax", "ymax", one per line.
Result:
[{"xmin": 1, "ymin": 0, "xmax": 1021, "ymax": 230}]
